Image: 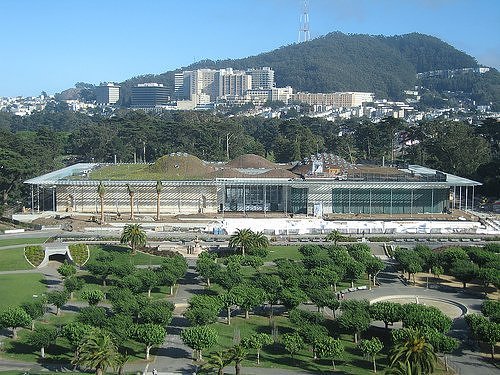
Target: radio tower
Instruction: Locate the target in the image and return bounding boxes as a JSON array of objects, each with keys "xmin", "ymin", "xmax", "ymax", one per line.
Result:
[{"xmin": 298, "ymin": 0, "xmax": 311, "ymax": 43}]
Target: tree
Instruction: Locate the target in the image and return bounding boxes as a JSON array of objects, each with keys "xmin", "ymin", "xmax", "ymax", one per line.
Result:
[
  {"xmin": 232, "ymin": 285, "xmax": 267, "ymax": 319},
  {"xmin": 241, "ymin": 333, "xmax": 273, "ymax": 365},
  {"xmin": 64, "ymin": 276, "xmax": 85, "ymax": 300},
  {"xmin": 135, "ymin": 323, "xmax": 166, "ymax": 360},
  {"xmin": 280, "ymin": 287, "xmax": 308, "ymax": 311},
  {"xmin": 450, "ymin": 259, "xmax": 479, "ymax": 289},
  {"xmin": 73, "ymin": 329, "xmax": 119, "ymax": 375},
  {"xmin": 0, "ymin": 306, "xmax": 31, "ymax": 339},
  {"xmin": 141, "ymin": 300, "xmax": 174, "ymax": 327},
  {"xmin": 136, "ymin": 268, "xmax": 159, "ymax": 298},
  {"xmin": 421, "ymin": 328, "xmax": 458, "ymax": 371},
  {"xmin": 86, "ymin": 253, "xmax": 113, "ymax": 286},
  {"xmin": 158, "ymin": 255, "xmax": 188, "ymax": 294},
  {"xmin": 389, "ymin": 328, "xmax": 437, "ymax": 375},
  {"xmin": 431, "ymin": 265, "xmax": 444, "ymax": 283},
  {"xmin": 126, "ymin": 184, "xmax": 135, "ymax": 220},
  {"xmin": 97, "ymin": 182, "xmax": 105, "ymax": 224},
  {"xmin": 482, "ymin": 300, "xmax": 500, "ymax": 323},
  {"xmin": 196, "ymin": 253, "xmax": 220, "ymax": 287},
  {"xmin": 62, "ymin": 321, "xmax": 94, "ymax": 349},
  {"xmin": 219, "ymin": 291, "xmax": 241, "ymax": 326},
  {"xmin": 282, "ymin": 332, "xmax": 304, "ymax": 360},
  {"xmin": 338, "ymin": 307, "xmax": 371, "ymax": 343},
  {"xmin": 202, "ymin": 350, "xmax": 232, "ymax": 375},
  {"xmin": 402, "ymin": 304, "xmax": 452, "ymax": 334},
  {"xmin": 476, "ymin": 320, "xmax": 500, "ymax": 361},
  {"xmin": 365, "ymin": 257, "xmax": 385, "ymax": 289},
  {"xmin": 370, "ymin": 301, "xmax": 403, "ymax": 329},
  {"xmin": 155, "ymin": 180, "xmax": 162, "ymax": 221},
  {"xmin": 81, "ymin": 289, "xmax": 105, "ymax": 306},
  {"xmin": 26, "ymin": 325, "xmax": 58, "ymax": 358},
  {"xmin": 358, "ymin": 337, "xmax": 383, "ymax": 373},
  {"xmin": 229, "ymin": 345, "xmax": 247, "ymax": 375},
  {"xmin": 344, "ymin": 259, "xmax": 365, "ymax": 288},
  {"xmin": 21, "ymin": 299, "xmax": 46, "ymax": 330},
  {"xmin": 58, "ymin": 261, "xmax": 77, "ymax": 278},
  {"xmin": 77, "ymin": 306, "xmax": 108, "ymax": 328},
  {"xmin": 307, "ymin": 288, "xmax": 338, "ymax": 314},
  {"xmin": 299, "ymin": 324, "xmax": 329, "ymax": 359},
  {"xmin": 316, "ymin": 336, "xmax": 344, "ymax": 371},
  {"xmin": 229, "ymin": 228, "xmax": 254, "ymax": 256},
  {"xmin": 180, "ymin": 325, "xmax": 218, "ymax": 361},
  {"xmin": 47, "ymin": 290, "xmax": 69, "ymax": 315},
  {"xmin": 120, "ymin": 223, "xmax": 147, "ymax": 255},
  {"xmin": 325, "ymin": 230, "xmax": 343, "ymax": 245}
]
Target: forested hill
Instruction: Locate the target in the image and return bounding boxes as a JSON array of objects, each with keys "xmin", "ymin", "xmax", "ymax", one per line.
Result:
[{"xmin": 119, "ymin": 32, "xmax": 478, "ymax": 102}]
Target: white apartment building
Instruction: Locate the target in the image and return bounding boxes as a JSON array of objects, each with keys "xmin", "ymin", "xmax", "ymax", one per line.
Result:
[
  {"xmin": 95, "ymin": 83, "xmax": 120, "ymax": 105},
  {"xmin": 247, "ymin": 67, "xmax": 275, "ymax": 90},
  {"xmin": 270, "ymin": 86, "xmax": 294, "ymax": 103},
  {"xmin": 218, "ymin": 68, "xmax": 252, "ymax": 98},
  {"xmin": 293, "ymin": 91, "xmax": 374, "ymax": 108}
]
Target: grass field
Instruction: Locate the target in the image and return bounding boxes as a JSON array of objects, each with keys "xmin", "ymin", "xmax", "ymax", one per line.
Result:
[
  {"xmin": 89, "ymin": 244, "xmax": 166, "ymax": 266},
  {"xmin": 264, "ymin": 245, "xmax": 302, "ymax": 262},
  {"xmin": 0, "ymin": 247, "xmax": 33, "ymax": 271},
  {"xmin": 88, "ymin": 163, "xmax": 206, "ymax": 181},
  {"xmin": 0, "ymin": 273, "xmax": 46, "ymax": 310},
  {"xmin": 0, "ymin": 237, "xmax": 49, "ymax": 247}
]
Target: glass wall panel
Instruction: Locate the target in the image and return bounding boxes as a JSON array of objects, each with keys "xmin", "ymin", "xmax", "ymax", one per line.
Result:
[
  {"xmin": 289, "ymin": 187, "xmax": 308, "ymax": 214},
  {"xmin": 225, "ymin": 185, "xmax": 284, "ymax": 212}
]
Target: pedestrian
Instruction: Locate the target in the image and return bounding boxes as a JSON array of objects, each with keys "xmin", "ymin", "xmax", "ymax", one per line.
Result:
[{"xmin": 152, "ymin": 369, "xmax": 158, "ymax": 375}]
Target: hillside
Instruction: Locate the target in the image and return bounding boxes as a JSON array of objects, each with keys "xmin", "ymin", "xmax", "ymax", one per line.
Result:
[{"xmin": 118, "ymin": 32, "xmax": 480, "ymax": 104}]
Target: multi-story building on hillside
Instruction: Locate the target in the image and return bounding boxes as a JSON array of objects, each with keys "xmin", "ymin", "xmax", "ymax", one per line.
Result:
[
  {"xmin": 293, "ymin": 91, "xmax": 374, "ymax": 108},
  {"xmin": 95, "ymin": 83, "xmax": 120, "ymax": 105},
  {"xmin": 247, "ymin": 67, "xmax": 275, "ymax": 90},
  {"xmin": 131, "ymin": 83, "xmax": 170, "ymax": 107}
]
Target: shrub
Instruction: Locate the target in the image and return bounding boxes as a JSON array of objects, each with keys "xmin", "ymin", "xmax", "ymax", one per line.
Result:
[
  {"xmin": 24, "ymin": 245, "xmax": 45, "ymax": 267},
  {"xmin": 68, "ymin": 244, "xmax": 90, "ymax": 266}
]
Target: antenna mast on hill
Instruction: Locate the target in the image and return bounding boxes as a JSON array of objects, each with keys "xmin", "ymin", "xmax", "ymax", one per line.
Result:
[{"xmin": 298, "ymin": 0, "xmax": 311, "ymax": 43}]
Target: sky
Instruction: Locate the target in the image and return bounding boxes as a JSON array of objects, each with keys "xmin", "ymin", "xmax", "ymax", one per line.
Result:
[{"xmin": 1, "ymin": 0, "xmax": 499, "ymax": 97}]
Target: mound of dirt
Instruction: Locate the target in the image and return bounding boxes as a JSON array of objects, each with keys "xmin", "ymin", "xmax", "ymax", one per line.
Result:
[
  {"xmin": 226, "ymin": 154, "xmax": 278, "ymax": 169},
  {"xmin": 149, "ymin": 153, "xmax": 214, "ymax": 179}
]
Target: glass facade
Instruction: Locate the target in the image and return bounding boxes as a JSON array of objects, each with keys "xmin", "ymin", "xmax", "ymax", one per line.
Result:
[
  {"xmin": 332, "ymin": 188, "xmax": 449, "ymax": 214},
  {"xmin": 289, "ymin": 187, "xmax": 308, "ymax": 214},
  {"xmin": 225, "ymin": 185, "xmax": 284, "ymax": 212}
]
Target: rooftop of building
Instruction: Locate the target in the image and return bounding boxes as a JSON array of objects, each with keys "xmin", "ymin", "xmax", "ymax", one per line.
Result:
[{"xmin": 24, "ymin": 153, "xmax": 481, "ymax": 187}]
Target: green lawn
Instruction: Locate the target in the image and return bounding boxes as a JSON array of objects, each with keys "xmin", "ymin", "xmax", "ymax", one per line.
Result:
[
  {"xmin": 89, "ymin": 244, "xmax": 166, "ymax": 266},
  {"xmin": 208, "ymin": 315, "xmax": 388, "ymax": 374},
  {"xmin": 0, "ymin": 237, "xmax": 49, "ymax": 247},
  {"xmin": 0, "ymin": 247, "xmax": 33, "ymax": 271},
  {"xmin": 88, "ymin": 163, "xmax": 205, "ymax": 181},
  {"xmin": 264, "ymin": 245, "xmax": 302, "ymax": 262},
  {"xmin": 0, "ymin": 273, "xmax": 46, "ymax": 310}
]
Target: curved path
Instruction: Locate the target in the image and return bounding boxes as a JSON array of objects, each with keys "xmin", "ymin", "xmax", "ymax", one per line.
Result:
[{"xmin": 345, "ymin": 257, "xmax": 498, "ymax": 375}]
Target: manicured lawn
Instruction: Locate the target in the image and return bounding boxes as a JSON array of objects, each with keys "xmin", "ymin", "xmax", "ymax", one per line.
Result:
[
  {"xmin": 89, "ymin": 244, "xmax": 166, "ymax": 266},
  {"xmin": 0, "ymin": 237, "xmax": 49, "ymax": 247},
  {"xmin": 0, "ymin": 273, "xmax": 46, "ymax": 310},
  {"xmin": 264, "ymin": 245, "xmax": 302, "ymax": 262},
  {"xmin": 0, "ymin": 247, "xmax": 33, "ymax": 271},
  {"xmin": 208, "ymin": 315, "xmax": 387, "ymax": 374}
]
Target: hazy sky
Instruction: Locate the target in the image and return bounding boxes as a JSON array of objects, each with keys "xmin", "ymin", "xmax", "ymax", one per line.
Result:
[{"xmin": 1, "ymin": 0, "xmax": 499, "ymax": 97}]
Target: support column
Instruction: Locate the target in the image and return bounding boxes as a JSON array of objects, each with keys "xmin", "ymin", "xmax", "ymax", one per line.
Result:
[
  {"xmin": 30, "ymin": 185, "xmax": 34, "ymax": 214},
  {"xmin": 263, "ymin": 185, "xmax": 266, "ymax": 216},
  {"xmin": 459, "ymin": 187, "xmax": 462, "ymax": 210},
  {"xmin": 243, "ymin": 184, "xmax": 246, "ymax": 214},
  {"xmin": 410, "ymin": 189, "xmax": 414, "ymax": 217},
  {"xmin": 465, "ymin": 186, "xmax": 469, "ymax": 211},
  {"xmin": 431, "ymin": 189, "xmax": 434, "ymax": 213},
  {"xmin": 472, "ymin": 185, "xmax": 475, "ymax": 211},
  {"xmin": 369, "ymin": 189, "xmax": 372, "ymax": 216},
  {"xmin": 348, "ymin": 188, "xmax": 351, "ymax": 214},
  {"xmin": 390, "ymin": 188, "xmax": 393, "ymax": 216},
  {"xmin": 37, "ymin": 185, "xmax": 40, "ymax": 213}
]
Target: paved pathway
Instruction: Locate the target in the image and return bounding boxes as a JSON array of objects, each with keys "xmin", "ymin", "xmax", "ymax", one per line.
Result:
[{"xmin": 345, "ymin": 259, "xmax": 499, "ymax": 375}]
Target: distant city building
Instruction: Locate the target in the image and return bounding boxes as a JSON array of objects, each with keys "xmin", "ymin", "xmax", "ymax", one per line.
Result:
[
  {"xmin": 95, "ymin": 83, "xmax": 120, "ymax": 105},
  {"xmin": 293, "ymin": 91, "xmax": 374, "ymax": 108},
  {"xmin": 270, "ymin": 86, "xmax": 293, "ymax": 103},
  {"xmin": 131, "ymin": 83, "xmax": 170, "ymax": 107},
  {"xmin": 247, "ymin": 67, "xmax": 275, "ymax": 90},
  {"xmin": 218, "ymin": 68, "xmax": 252, "ymax": 98}
]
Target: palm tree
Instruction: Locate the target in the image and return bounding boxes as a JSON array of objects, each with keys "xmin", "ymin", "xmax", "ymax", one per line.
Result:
[
  {"xmin": 202, "ymin": 350, "xmax": 232, "ymax": 375},
  {"xmin": 155, "ymin": 180, "xmax": 163, "ymax": 221},
  {"xmin": 126, "ymin": 184, "xmax": 135, "ymax": 220},
  {"xmin": 229, "ymin": 228, "xmax": 254, "ymax": 256},
  {"xmin": 252, "ymin": 231, "xmax": 269, "ymax": 249},
  {"xmin": 325, "ymin": 230, "xmax": 343, "ymax": 245},
  {"xmin": 73, "ymin": 330, "xmax": 119, "ymax": 375},
  {"xmin": 229, "ymin": 345, "xmax": 247, "ymax": 375},
  {"xmin": 97, "ymin": 182, "xmax": 105, "ymax": 225},
  {"xmin": 388, "ymin": 328, "xmax": 437, "ymax": 375},
  {"xmin": 120, "ymin": 223, "xmax": 147, "ymax": 255}
]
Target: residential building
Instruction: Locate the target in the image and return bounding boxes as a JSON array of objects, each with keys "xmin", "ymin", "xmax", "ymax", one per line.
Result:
[
  {"xmin": 247, "ymin": 67, "xmax": 275, "ymax": 90},
  {"xmin": 131, "ymin": 83, "xmax": 170, "ymax": 107}
]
